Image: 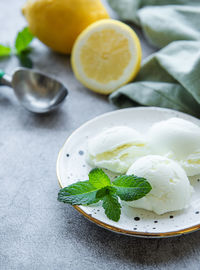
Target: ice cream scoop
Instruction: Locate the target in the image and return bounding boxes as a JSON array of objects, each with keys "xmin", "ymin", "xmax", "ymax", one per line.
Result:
[
  {"xmin": 148, "ymin": 118, "xmax": 200, "ymax": 176},
  {"xmin": 125, "ymin": 155, "xmax": 193, "ymax": 215},
  {"xmin": 180, "ymin": 151, "xmax": 200, "ymax": 177},
  {"xmin": 87, "ymin": 126, "xmax": 149, "ymax": 173},
  {"xmin": 0, "ymin": 68, "xmax": 68, "ymax": 113}
]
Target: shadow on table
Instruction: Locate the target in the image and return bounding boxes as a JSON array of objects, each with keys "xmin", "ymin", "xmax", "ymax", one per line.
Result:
[
  {"xmin": 0, "ymin": 94, "xmax": 13, "ymax": 108},
  {"xmin": 29, "ymin": 108, "xmax": 68, "ymax": 129},
  {"xmin": 12, "ymin": 103, "xmax": 70, "ymax": 131},
  {"xmin": 65, "ymin": 211, "xmax": 200, "ymax": 267}
]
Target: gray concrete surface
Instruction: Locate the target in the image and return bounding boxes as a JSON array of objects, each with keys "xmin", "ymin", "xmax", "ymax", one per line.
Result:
[{"xmin": 1, "ymin": 1, "xmax": 200, "ymax": 269}]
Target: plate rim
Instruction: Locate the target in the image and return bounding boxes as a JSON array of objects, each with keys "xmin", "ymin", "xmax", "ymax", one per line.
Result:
[{"xmin": 56, "ymin": 106, "xmax": 200, "ymax": 238}]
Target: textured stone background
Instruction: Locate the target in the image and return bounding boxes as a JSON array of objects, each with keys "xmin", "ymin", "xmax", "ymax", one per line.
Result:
[{"xmin": 1, "ymin": 1, "xmax": 200, "ymax": 269}]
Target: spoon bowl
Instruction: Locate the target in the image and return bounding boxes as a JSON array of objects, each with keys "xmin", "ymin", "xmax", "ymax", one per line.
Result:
[{"xmin": 0, "ymin": 68, "xmax": 68, "ymax": 113}]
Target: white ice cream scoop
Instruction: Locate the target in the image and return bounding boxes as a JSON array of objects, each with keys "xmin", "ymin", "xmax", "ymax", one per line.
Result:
[
  {"xmin": 125, "ymin": 155, "xmax": 193, "ymax": 215},
  {"xmin": 148, "ymin": 117, "xmax": 200, "ymax": 176},
  {"xmin": 87, "ymin": 126, "xmax": 149, "ymax": 173}
]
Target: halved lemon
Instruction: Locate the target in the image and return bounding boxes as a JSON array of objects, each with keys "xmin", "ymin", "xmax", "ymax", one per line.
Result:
[{"xmin": 71, "ymin": 19, "xmax": 142, "ymax": 94}]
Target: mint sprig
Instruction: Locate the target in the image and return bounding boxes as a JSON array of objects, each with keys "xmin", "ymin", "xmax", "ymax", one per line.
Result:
[
  {"xmin": 15, "ymin": 27, "xmax": 34, "ymax": 55},
  {"xmin": 0, "ymin": 27, "xmax": 34, "ymax": 68},
  {"xmin": 89, "ymin": 168, "xmax": 111, "ymax": 188},
  {"xmin": 58, "ymin": 168, "xmax": 152, "ymax": 222},
  {"xmin": 112, "ymin": 175, "xmax": 151, "ymax": 201},
  {"xmin": 0, "ymin": 45, "xmax": 12, "ymax": 57},
  {"xmin": 58, "ymin": 180, "xmax": 100, "ymax": 205},
  {"xmin": 102, "ymin": 193, "xmax": 121, "ymax": 222}
]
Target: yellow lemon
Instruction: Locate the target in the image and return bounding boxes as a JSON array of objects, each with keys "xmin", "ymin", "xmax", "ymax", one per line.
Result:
[
  {"xmin": 22, "ymin": 0, "xmax": 109, "ymax": 54},
  {"xmin": 71, "ymin": 19, "xmax": 142, "ymax": 94}
]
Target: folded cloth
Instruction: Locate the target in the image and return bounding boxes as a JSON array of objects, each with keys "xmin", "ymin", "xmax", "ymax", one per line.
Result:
[
  {"xmin": 108, "ymin": 0, "xmax": 200, "ymax": 33},
  {"xmin": 108, "ymin": 0, "xmax": 200, "ymax": 117}
]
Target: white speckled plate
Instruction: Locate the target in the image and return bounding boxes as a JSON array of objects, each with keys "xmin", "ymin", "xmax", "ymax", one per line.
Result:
[{"xmin": 56, "ymin": 107, "xmax": 200, "ymax": 238}]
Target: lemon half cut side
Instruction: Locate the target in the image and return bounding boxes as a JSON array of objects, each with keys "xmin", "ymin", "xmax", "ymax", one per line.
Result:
[{"xmin": 71, "ymin": 19, "xmax": 142, "ymax": 94}]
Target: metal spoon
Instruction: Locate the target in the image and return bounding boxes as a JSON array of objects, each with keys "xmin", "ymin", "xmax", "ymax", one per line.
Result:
[{"xmin": 0, "ymin": 68, "xmax": 68, "ymax": 113}]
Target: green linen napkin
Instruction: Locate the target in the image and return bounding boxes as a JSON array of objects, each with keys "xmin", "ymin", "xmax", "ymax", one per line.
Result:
[{"xmin": 108, "ymin": 0, "xmax": 200, "ymax": 116}]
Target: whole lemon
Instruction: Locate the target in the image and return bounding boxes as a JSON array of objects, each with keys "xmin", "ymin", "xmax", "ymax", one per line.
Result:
[{"xmin": 22, "ymin": 0, "xmax": 109, "ymax": 54}]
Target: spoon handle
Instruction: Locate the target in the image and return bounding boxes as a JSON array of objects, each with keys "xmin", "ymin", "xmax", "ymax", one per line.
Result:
[
  {"xmin": 0, "ymin": 70, "xmax": 5, "ymax": 83},
  {"xmin": 0, "ymin": 70, "xmax": 12, "ymax": 87}
]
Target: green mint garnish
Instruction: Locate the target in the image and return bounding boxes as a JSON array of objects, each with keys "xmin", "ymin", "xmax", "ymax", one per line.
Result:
[
  {"xmin": 57, "ymin": 168, "xmax": 152, "ymax": 222},
  {"xmin": 0, "ymin": 45, "xmax": 12, "ymax": 57},
  {"xmin": 58, "ymin": 180, "xmax": 100, "ymax": 205},
  {"xmin": 17, "ymin": 52, "xmax": 33, "ymax": 68},
  {"xmin": 15, "ymin": 27, "xmax": 34, "ymax": 55},
  {"xmin": 112, "ymin": 175, "xmax": 152, "ymax": 201},
  {"xmin": 102, "ymin": 193, "xmax": 121, "ymax": 222},
  {"xmin": 89, "ymin": 168, "xmax": 111, "ymax": 188},
  {"xmin": 0, "ymin": 27, "xmax": 34, "ymax": 68}
]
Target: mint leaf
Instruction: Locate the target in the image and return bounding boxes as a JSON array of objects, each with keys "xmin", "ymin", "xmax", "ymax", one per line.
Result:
[
  {"xmin": 17, "ymin": 52, "xmax": 33, "ymax": 68},
  {"xmin": 89, "ymin": 168, "xmax": 111, "ymax": 189},
  {"xmin": 102, "ymin": 193, "xmax": 121, "ymax": 222},
  {"xmin": 96, "ymin": 186, "xmax": 116, "ymax": 199},
  {"xmin": 112, "ymin": 175, "xmax": 152, "ymax": 201},
  {"xmin": 58, "ymin": 180, "xmax": 100, "ymax": 205},
  {"xmin": 15, "ymin": 27, "xmax": 34, "ymax": 54},
  {"xmin": 57, "ymin": 169, "xmax": 152, "ymax": 222},
  {"xmin": 0, "ymin": 45, "xmax": 12, "ymax": 57}
]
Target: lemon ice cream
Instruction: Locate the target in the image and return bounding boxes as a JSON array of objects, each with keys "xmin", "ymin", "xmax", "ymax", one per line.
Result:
[
  {"xmin": 126, "ymin": 155, "xmax": 193, "ymax": 215},
  {"xmin": 148, "ymin": 118, "xmax": 200, "ymax": 176},
  {"xmin": 87, "ymin": 126, "xmax": 148, "ymax": 173}
]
